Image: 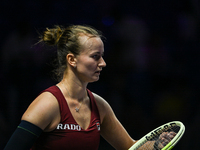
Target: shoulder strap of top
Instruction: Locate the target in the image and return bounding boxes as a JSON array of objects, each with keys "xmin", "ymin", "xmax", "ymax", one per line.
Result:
[
  {"xmin": 42, "ymin": 85, "xmax": 66, "ymax": 122},
  {"xmin": 87, "ymin": 89, "xmax": 100, "ymax": 121}
]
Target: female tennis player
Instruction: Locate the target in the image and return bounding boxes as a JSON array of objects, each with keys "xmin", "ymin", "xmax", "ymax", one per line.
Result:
[{"xmin": 4, "ymin": 25, "xmax": 175, "ymax": 150}]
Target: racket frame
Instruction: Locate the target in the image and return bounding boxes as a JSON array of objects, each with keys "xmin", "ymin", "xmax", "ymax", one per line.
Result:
[{"xmin": 128, "ymin": 121, "xmax": 185, "ymax": 150}]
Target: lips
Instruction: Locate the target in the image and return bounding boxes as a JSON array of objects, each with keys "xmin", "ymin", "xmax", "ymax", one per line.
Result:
[{"xmin": 95, "ymin": 70, "xmax": 101, "ymax": 74}]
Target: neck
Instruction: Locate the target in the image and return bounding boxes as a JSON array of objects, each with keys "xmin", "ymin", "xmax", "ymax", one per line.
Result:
[{"xmin": 60, "ymin": 78, "xmax": 87, "ymax": 101}]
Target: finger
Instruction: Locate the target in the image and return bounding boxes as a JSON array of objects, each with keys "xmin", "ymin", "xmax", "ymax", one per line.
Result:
[
  {"xmin": 159, "ymin": 132, "xmax": 169, "ymax": 140},
  {"xmin": 160, "ymin": 137, "xmax": 170, "ymax": 146},
  {"xmin": 161, "ymin": 132, "xmax": 175, "ymax": 139},
  {"xmin": 167, "ymin": 133, "xmax": 175, "ymax": 139},
  {"xmin": 169, "ymin": 131, "xmax": 176, "ymax": 136}
]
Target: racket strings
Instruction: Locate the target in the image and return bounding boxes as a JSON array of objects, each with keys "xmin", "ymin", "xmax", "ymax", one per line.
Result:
[{"xmin": 137, "ymin": 125, "xmax": 180, "ymax": 150}]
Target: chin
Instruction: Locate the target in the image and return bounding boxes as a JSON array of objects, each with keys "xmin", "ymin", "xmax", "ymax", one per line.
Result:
[{"xmin": 89, "ymin": 77, "xmax": 100, "ymax": 83}]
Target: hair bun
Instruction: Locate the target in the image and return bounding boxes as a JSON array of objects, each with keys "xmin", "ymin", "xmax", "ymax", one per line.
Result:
[{"xmin": 42, "ymin": 26, "xmax": 63, "ymax": 46}]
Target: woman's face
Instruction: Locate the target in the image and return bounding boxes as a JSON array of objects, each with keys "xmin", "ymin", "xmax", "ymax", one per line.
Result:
[{"xmin": 75, "ymin": 35, "xmax": 106, "ymax": 83}]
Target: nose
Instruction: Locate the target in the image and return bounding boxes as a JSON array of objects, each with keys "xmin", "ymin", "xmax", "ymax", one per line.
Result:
[{"xmin": 99, "ymin": 57, "xmax": 106, "ymax": 68}]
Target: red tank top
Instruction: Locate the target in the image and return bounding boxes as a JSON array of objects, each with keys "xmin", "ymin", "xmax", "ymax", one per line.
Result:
[{"xmin": 31, "ymin": 86, "xmax": 100, "ymax": 150}]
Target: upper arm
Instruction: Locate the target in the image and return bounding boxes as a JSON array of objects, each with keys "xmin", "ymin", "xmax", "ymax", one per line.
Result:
[
  {"xmin": 93, "ymin": 93, "xmax": 135, "ymax": 150},
  {"xmin": 21, "ymin": 92, "xmax": 60, "ymax": 131}
]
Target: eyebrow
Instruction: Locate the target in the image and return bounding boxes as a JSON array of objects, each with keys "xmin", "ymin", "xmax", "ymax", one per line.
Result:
[{"xmin": 95, "ymin": 52, "xmax": 104, "ymax": 56}]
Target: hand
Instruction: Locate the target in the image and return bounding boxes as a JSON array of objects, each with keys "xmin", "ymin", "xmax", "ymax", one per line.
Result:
[{"xmin": 154, "ymin": 132, "xmax": 176, "ymax": 149}]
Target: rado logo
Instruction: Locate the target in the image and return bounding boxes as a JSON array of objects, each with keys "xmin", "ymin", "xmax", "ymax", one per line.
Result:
[{"xmin": 57, "ymin": 123, "xmax": 81, "ymax": 131}]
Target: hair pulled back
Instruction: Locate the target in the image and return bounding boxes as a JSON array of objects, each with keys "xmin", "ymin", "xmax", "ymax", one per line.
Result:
[{"xmin": 40, "ymin": 25, "xmax": 103, "ymax": 81}]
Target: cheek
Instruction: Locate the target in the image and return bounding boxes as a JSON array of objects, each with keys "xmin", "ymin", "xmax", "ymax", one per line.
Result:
[
  {"xmin": 78, "ymin": 59, "xmax": 97, "ymax": 72},
  {"xmin": 84, "ymin": 62, "xmax": 97, "ymax": 71}
]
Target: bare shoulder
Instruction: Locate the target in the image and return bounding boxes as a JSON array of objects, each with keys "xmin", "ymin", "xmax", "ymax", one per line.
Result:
[
  {"xmin": 22, "ymin": 91, "xmax": 60, "ymax": 131},
  {"xmin": 92, "ymin": 92, "xmax": 109, "ymax": 109}
]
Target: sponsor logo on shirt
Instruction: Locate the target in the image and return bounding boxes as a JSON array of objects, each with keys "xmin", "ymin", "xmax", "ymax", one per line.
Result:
[
  {"xmin": 96, "ymin": 122, "xmax": 100, "ymax": 131},
  {"xmin": 57, "ymin": 123, "xmax": 81, "ymax": 131}
]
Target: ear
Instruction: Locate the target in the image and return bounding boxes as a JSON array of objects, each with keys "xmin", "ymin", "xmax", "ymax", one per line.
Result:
[{"xmin": 66, "ymin": 53, "xmax": 77, "ymax": 68}]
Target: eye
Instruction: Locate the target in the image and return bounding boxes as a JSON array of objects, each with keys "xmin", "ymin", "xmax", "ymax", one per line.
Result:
[{"xmin": 92, "ymin": 55, "xmax": 100, "ymax": 60}]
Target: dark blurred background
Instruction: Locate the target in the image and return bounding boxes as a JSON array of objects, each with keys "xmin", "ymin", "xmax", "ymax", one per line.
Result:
[{"xmin": 0, "ymin": 0, "xmax": 199, "ymax": 149}]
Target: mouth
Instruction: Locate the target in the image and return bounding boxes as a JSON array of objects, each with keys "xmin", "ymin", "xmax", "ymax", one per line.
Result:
[
  {"xmin": 95, "ymin": 71, "xmax": 100, "ymax": 74},
  {"xmin": 95, "ymin": 70, "xmax": 101, "ymax": 74}
]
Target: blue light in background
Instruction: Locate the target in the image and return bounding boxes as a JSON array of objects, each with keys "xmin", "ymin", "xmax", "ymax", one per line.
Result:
[{"xmin": 102, "ymin": 16, "xmax": 115, "ymax": 26}]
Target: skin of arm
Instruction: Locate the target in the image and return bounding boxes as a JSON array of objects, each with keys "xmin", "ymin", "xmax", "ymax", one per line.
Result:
[
  {"xmin": 93, "ymin": 93, "xmax": 136, "ymax": 150},
  {"xmin": 21, "ymin": 92, "xmax": 61, "ymax": 132}
]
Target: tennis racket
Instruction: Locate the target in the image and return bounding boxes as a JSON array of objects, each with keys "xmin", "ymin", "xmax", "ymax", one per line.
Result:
[{"xmin": 129, "ymin": 121, "xmax": 185, "ymax": 150}]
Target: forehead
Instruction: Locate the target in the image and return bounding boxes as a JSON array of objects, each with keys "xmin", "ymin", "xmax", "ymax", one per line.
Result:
[{"xmin": 78, "ymin": 34, "xmax": 104, "ymax": 54}]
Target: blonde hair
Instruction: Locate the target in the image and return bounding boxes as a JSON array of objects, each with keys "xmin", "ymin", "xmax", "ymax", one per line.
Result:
[{"xmin": 39, "ymin": 25, "xmax": 103, "ymax": 81}]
